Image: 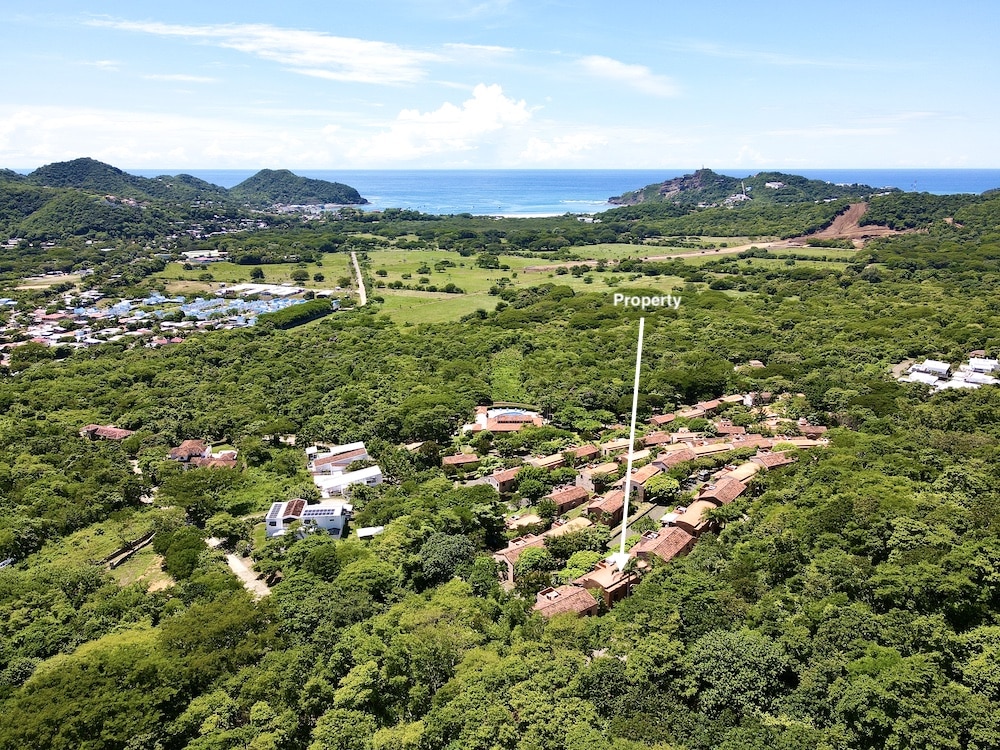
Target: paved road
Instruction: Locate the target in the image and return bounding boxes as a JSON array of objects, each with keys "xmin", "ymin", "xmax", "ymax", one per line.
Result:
[{"xmin": 351, "ymin": 251, "xmax": 367, "ymax": 306}]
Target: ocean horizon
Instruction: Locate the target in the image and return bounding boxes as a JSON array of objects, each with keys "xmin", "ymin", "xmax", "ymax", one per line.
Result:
[{"xmin": 65, "ymin": 167, "xmax": 1000, "ymax": 217}]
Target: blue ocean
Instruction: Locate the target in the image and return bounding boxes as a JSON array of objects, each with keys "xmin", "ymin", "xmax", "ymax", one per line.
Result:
[{"xmin": 127, "ymin": 168, "xmax": 1000, "ymax": 217}]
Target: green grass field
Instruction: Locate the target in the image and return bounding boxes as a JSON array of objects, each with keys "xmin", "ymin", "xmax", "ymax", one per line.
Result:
[
  {"xmin": 368, "ymin": 249, "xmax": 691, "ymax": 323},
  {"xmin": 144, "ymin": 240, "xmax": 851, "ymax": 326},
  {"xmin": 375, "ymin": 290, "xmax": 497, "ymax": 324},
  {"xmin": 27, "ymin": 510, "xmax": 158, "ymax": 569},
  {"xmin": 683, "ymin": 255, "xmax": 852, "ymax": 269},
  {"xmin": 153, "ymin": 253, "xmax": 354, "ymax": 296},
  {"xmin": 365, "ymin": 246, "xmax": 702, "ymax": 324}
]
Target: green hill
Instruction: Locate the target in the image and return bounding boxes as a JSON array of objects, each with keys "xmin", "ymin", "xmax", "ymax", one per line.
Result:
[
  {"xmin": 20, "ymin": 159, "xmax": 367, "ymax": 209},
  {"xmin": 24, "ymin": 158, "xmax": 230, "ymax": 204},
  {"xmin": 0, "ymin": 158, "xmax": 368, "ymax": 240},
  {"xmin": 229, "ymin": 169, "xmax": 367, "ymax": 207},
  {"xmin": 610, "ymin": 168, "xmax": 891, "ymax": 207}
]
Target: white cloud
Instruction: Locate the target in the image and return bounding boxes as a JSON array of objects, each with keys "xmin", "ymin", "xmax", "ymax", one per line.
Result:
[
  {"xmin": 673, "ymin": 40, "xmax": 886, "ymax": 70},
  {"xmin": 89, "ymin": 19, "xmax": 443, "ymax": 85},
  {"xmin": 143, "ymin": 74, "xmax": 217, "ymax": 83},
  {"xmin": 443, "ymin": 42, "xmax": 516, "ymax": 57},
  {"xmin": 766, "ymin": 126, "xmax": 895, "ymax": 137},
  {"xmin": 349, "ymin": 83, "xmax": 531, "ymax": 162},
  {"xmin": 578, "ymin": 55, "xmax": 678, "ymax": 97},
  {"xmin": 519, "ymin": 133, "xmax": 607, "ymax": 164},
  {"xmin": 81, "ymin": 59, "xmax": 120, "ymax": 71},
  {"xmin": 0, "ymin": 105, "xmax": 332, "ymax": 168}
]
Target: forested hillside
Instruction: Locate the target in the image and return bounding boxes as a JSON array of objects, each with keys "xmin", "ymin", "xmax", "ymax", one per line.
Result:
[
  {"xmin": 1, "ymin": 191, "xmax": 1000, "ymax": 750},
  {"xmin": 0, "ymin": 159, "xmax": 368, "ymax": 243},
  {"xmin": 229, "ymin": 169, "xmax": 367, "ymax": 207},
  {"xmin": 608, "ymin": 168, "xmax": 889, "ymax": 207}
]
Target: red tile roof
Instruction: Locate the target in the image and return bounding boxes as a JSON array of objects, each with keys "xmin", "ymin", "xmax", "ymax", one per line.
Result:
[
  {"xmin": 654, "ymin": 447, "xmax": 697, "ymax": 468},
  {"xmin": 571, "ymin": 444, "xmax": 600, "ymax": 459},
  {"xmin": 442, "ymin": 453, "xmax": 481, "ymax": 466},
  {"xmin": 674, "ymin": 500, "xmax": 718, "ymax": 535},
  {"xmin": 283, "ymin": 498, "xmax": 306, "ymax": 518},
  {"xmin": 677, "ymin": 406, "xmax": 706, "ymax": 419},
  {"xmin": 698, "ymin": 476, "xmax": 747, "ymax": 505},
  {"xmin": 169, "ymin": 439, "xmax": 208, "ymax": 460},
  {"xmin": 486, "ymin": 418, "xmax": 541, "ymax": 432},
  {"xmin": 751, "ymin": 451, "xmax": 797, "ymax": 469},
  {"xmin": 643, "ymin": 431, "xmax": 673, "ymax": 446},
  {"xmin": 495, "ymin": 534, "xmax": 545, "ymax": 565},
  {"xmin": 533, "ymin": 585, "xmax": 599, "ymax": 618},
  {"xmin": 732, "ymin": 434, "xmax": 773, "ymax": 449},
  {"xmin": 495, "ymin": 413, "xmax": 538, "ymax": 423},
  {"xmin": 714, "ymin": 421, "xmax": 746, "ymax": 435},
  {"xmin": 588, "ymin": 489, "xmax": 624, "ymax": 515},
  {"xmin": 490, "ymin": 467, "xmax": 521, "ymax": 483},
  {"xmin": 80, "ymin": 424, "xmax": 134, "ymax": 440},
  {"xmin": 629, "ymin": 463, "xmax": 662, "ymax": 485},
  {"xmin": 649, "ymin": 413, "xmax": 676, "ymax": 426},
  {"xmin": 632, "ymin": 526, "xmax": 695, "ymax": 563},
  {"xmin": 546, "ymin": 485, "xmax": 590, "ymax": 512}
]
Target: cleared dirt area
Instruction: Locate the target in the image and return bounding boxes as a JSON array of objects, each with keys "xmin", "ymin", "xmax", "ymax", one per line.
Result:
[
  {"xmin": 524, "ymin": 203, "xmax": 908, "ymax": 272},
  {"xmin": 787, "ymin": 202, "xmax": 907, "ymax": 246}
]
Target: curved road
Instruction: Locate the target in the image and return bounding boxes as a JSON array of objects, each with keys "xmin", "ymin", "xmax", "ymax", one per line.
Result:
[{"xmin": 351, "ymin": 251, "xmax": 368, "ymax": 306}]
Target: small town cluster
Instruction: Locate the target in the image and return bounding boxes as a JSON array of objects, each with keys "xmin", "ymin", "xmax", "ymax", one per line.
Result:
[{"xmin": 0, "ymin": 284, "xmax": 338, "ymax": 365}]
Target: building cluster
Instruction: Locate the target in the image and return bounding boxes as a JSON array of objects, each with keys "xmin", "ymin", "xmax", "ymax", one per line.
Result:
[
  {"xmin": 264, "ymin": 441, "xmax": 386, "ymax": 541},
  {"xmin": 528, "ymin": 446, "xmax": 804, "ymax": 618},
  {"xmin": 461, "ymin": 406, "xmax": 546, "ymax": 433},
  {"xmin": 79, "ymin": 423, "xmax": 135, "ymax": 441},
  {"xmin": 452, "ymin": 396, "xmax": 827, "ymax": 618},
  {"xmin": 0, "ymin": 287, "xmax": 338, "ymax": 365},
  {"xmin": 264, "ymin": 498, "xmax": 353, "ymax": 539},
  {"xmin": 306, "ymin": 441, "xmax": 383, "ymax": 499},
  {"xmin": 898, "ymin": 354, "xmax": 1000, "ymax": 392}
]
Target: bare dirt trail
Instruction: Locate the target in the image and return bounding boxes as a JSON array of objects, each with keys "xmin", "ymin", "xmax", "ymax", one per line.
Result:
[
  {"xmin": 206, "ymin": 537, "xmax": 271, "ymax": 599},
  {"xmin": 351, "ymin": 251, "xmax": 367, "ymax": 305},
  {"xmin": 224, "ymin": 553, "xmax": 271, "ymax": 600}
]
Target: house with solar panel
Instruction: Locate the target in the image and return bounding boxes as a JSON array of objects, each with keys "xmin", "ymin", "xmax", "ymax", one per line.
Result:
[{"xmin": 264, "ymin": 498, "xmax": 354, "ymax": 539}]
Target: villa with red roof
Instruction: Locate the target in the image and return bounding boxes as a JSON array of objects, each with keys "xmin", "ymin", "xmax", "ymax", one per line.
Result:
[{"xmin": 533, "ymin": 585, "xmax": 599, "ymax": 618}]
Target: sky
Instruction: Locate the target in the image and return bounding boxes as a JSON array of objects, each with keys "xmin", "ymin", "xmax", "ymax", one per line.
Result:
[{"xmin": 2, "ymin": 1, "xmax": 999, "ymax": 170}]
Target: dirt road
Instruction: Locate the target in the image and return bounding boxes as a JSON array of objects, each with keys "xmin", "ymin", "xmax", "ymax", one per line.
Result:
[
  {"xmin": 351, "ymin": 251, "xmax": 367, "ymax": 305},
  {"xmin": 524, "ymin": 203, "xmax": 908, "ymax": 273}
]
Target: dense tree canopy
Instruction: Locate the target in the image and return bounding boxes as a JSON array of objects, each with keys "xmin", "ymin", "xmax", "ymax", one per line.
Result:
[{"xmin": 2, "ymin": 186, "xmax": 1000, "ymax": 748}]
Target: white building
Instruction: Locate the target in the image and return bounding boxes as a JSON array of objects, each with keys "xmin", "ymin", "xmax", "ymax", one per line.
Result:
[
  {"xmin": 308, "ymin": 441, "xmax": 370, "ymax": 474},
  {"xmin": 265, "ymin": 498, "xmax": 353, "ymax": 538},
  {"xmin": 312, "ymin": 465, "xmax": 383, "ymax": 498},
  {"xmin": 968, "ymin": 358, "xmax": 1000, "ymax": 374},
  {"xmin": 902, "ymin": 371, "xmax": 942, "ymax": 386},
  {"xmin": 911, "ymin": 359, "xmax": 952, "ymax": 378}
]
